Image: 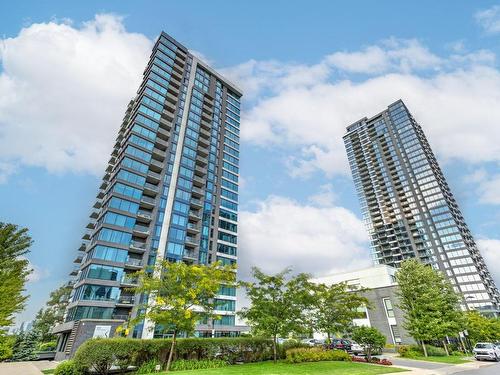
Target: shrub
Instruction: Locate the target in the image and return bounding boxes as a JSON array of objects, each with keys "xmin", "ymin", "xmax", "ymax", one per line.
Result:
[
  {"xmin": 0, "ymin": 335, "xmax": 15, "ymax": 361},
  {"xmin": 38, "ymin": 341, "xmax": 57, "ymax": 351},
  {"xmin": 136, "ymin": 359, "xmax": 161, "ymax": 374},
  {"xmin": 170, "ymin": 359, "xmax": 228, "ymax": 371},
  {"xmin": 54, "ymin": 360, "xmax": 82, "ymax": 375},
  {"xmin": 73, "ymin": 337, "xmax": 275, "ymax": 373},
  {"xmin": 286, "ymin": 347, "xmax": 351, "ymax": 363},
  {"xmin": 424, "ymin": 345, "xmax": 447, "ymax": 357},
  {"xmin": 73, "ymin": 339, "xmax": 115, "ymax": 375},
  {"xmin": 277, "ymin": 340, "xmax": 310, "ymax": 358}
]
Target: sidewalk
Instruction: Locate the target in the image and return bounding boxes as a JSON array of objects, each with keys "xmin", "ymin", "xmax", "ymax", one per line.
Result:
[
  {"xmin": 383, "ymin": 354, "xmax": 496, "ymax": 375},
  {"xmin": 0, "ymin": 360, "xmax": 58, "ymax": 375}
]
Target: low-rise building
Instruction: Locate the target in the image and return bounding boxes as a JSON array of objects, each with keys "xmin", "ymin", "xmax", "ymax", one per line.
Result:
[{"xmin": 312, "ymin": 265, "xmax": 415, "ymax": 345}]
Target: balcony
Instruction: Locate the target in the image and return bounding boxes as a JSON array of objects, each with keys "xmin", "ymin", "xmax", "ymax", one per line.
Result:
[
  {"xmin": 196, "ymin": 155, "xmax": 208, "ymax": 167},
  {"xmin": 73, "ymin": 253, "xmax": 84, "ymax": 263},
  {"xmin": 69, "ymin": 265, "xmax": 80, "ymax": 276},
  {"xmin": 82, "ymin": 230, "xmax": 92, "ymax": 240},
  {"xmin": 143, "ymin": 182, "xmax": 159, "ymax": 195},
  {"xmin": 154, "ymin": 136, "xmax": 168, "ymax": 150},
  {"xmin": 125, "ymin": 257, "xmax": 143, "ymax": 269},
  {"xmin": 187, "ymin": 222, "xmax": 200, "ymax": 234},
  {"xmin": 194, "ymin": 165, "xmax": 207, "ymax": 176},
  {"xmin": 116, "ymin": 295, "xmax": 135, "ymax": 305},
  {"xmin": 199, "ymin": 127, "xmax": 210, "ymax": 139},
  {"xmin": 133, "ymin": 224, "xmax": 150, "ymax": 237},
  {"xmin": 120, "ymin": 275, "xmax": 139, "ymax": 286},
  {"xmin": 89, "ymin": 210, "xmax": 99, "ymax": 219},
  {"xmin": 152, "ymin": 147, "xmax": 166, "ymax": 160},
  {"xmin": 183, "ymin": 249, "xmax": 197, "ymax": 262},
  {"xmin": 137, "ymin": 210, "xmax": 152, "ymax": 222},
  {"xmin": 192, "ymin": 175, "xmax": 205, "ymax": 187},
  {"xmin": 190, "ymin": 198, "xmax": 203, "ymax": 208},
  {"xmin": 78, "ymin": 242, "xmax": 88, "ymax": 251},
  {"xmin": 140, "ymin": 195, "xmax": 156, "ymax": 209},
  {"xmin": 157, "ymin": 127, "xmax": 170, "ymax": 140},
  {"xmin": 147, "ymin": 170, "xmax": 161, "ymax": 183},
  {"xmin": 191, "ymin": 186, "xmax": 204, "ymax": 198},
  {"xmin": 130, "ymin": 240, "xmax": 147, "ymax": 253},
  {"xmin": 189, "ymin": 210, "xmax": 201, "ymax": 220},
  {"xmin": 111, "ymin": 314, "xmax": 130, "ymax": 321},
  {"xmin": 149, "ymin": 159, "xmax": 163, "ymax": 173},
  {"xmin": 185, "ymin": 235, "xmax": 198, "ymax": 247}
]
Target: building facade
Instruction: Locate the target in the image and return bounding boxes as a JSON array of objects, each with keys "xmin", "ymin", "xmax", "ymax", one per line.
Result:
[
  {"xmin": 343, "ymin": 100, "xmax": 500, "ymax": 315},
  {"xmin": 54, "ymin": 32, "xmax": 243, "ymax": 359},
  {"xmin": 313, "ymin": 265, "xmax": 415, "ymax": 345}
]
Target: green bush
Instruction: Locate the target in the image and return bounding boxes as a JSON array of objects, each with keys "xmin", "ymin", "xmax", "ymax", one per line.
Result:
[
  {"xmin": 286, "ymin": 347, "xmax": 351, "ymax": 363},
  {"xmin": 54, "ymin": 360, "xmax": 82, "ymax": 375},
  {"xmin": 170, "ymin": 359, "xmax": 228, "ymax": 371},
  {"xmin": 398, "ymin": 344, "xmax": 448, "ymax": 358},
  {"xmin": 0, "ymin": 335, "xmax": 15, "ymax": 361},
  {"xmin": 38, "ymin": 341, "xmax": 57, "ymax": 351},
  {"xmin": 73, "ymin": 339, "xmax": 115, "ymax": 375},
  {"xmin": 277, "ymin": 340, "xmax": 310, "ymax": 358},
  {"xmin": 136, "ymin": 359, "xmax": 161, "ymax": 374},
  {"xmin": 424, "ymin": 345, "xmax": 447, "ymax": 357},
  {"xmin": 73, "ymin": 337, "xmax": 275, "ymax": 373}
]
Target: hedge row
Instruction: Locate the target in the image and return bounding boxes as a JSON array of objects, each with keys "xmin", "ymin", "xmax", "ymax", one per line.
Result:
[
  {"xmin": 286, "ymin": 347, "xmax": 351, "ymax": 363},
  {"xmin": 70, "ymin": 337, "xmax": 308, "ymax": 374}
]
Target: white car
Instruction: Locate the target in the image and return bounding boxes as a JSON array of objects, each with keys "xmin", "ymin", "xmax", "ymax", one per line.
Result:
[
  {"xmin": 351, "ymin": 341, "xmax": 364, "ymax": 355},
  {"xmin": 301, "ymin": 338, "xmax": 318, "ymax": 346},
  {"xmin": 473, "ymin": 342, "xmax": 500, "ymax": 361}
]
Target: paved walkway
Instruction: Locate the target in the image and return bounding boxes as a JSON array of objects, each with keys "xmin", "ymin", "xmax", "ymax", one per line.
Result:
[
  {"xmin": 382, "ymin": 354, "xmax": 498, "ymax": 375},
  {"xmin": 0, "ymin": 360, "xmax": 58, "ymax": 375}
]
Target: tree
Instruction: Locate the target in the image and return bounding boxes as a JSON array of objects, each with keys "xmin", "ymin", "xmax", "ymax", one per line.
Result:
[
  {"xmin": 32, "ymin": 283, "xmax": 73, "ymax": 343},
  {"xmin": 11, "ymin": 330, "xmax": 39, "ymax": 361},
  {"xmin": 131, "ymin": 260, "xmax": 235, "ymax": 372},
  {"xmin": 238, "ymin": 267, "xmax": 315, "ymax": 363},
  {"xmin": 312, "ymin": 282, "xmax": 369, "ymax": 342},
  {"xmin": 465, "ymin": 311, "xmax": 500, "ymax": 344},
  {"xmin": 0, "ymin": 223, "xmax": 33, "ymax": 327},
  {"xmin": 395, "ymin": 259, "xmax": 464, "ymax": 357},
  {"xmin": 352, "ymin": 326, "xmax": 386, "ymax": 361}
]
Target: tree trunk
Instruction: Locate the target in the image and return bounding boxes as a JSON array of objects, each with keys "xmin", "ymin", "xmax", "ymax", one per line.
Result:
[
  {"xmin": 421, "ymin": 341, "xmax": 428, "ymax": 357},
  {"xmin": 273, "ymin": 334, "xmax": 277, "ymax": 363},
  {"xmin": 442, "ymin": 340, "xmax": 449, "ymax": 356},
  {"xmin": 366, "ymin": 348, "xmax": 372, "ymax": 362},
  {"xmin": 327, "ymin": 332, "xmax": 331, "ymax": 345},
  {"xmin": 165, "ymin": 330, "xmax": 177, "ymax": 372}
]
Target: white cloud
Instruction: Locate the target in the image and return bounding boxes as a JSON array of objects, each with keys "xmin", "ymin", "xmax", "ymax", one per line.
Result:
[
  {"xmin": 466, "ymin": 169, "xmax": 500, "ymax": 205},
  {"xmin": 0, "ymin": 14, "xmax": 152, "ymax": 179},
  {"xmin": 326, "ymin": 39, "xmax": 442, "ymax": 74},
  {"xmin": 307, "ymin": 183, "xmax": 337, "ymax": 207},
  {"xmin": 475, "ymin": 5, "xmax": 500, "ymax": 34},
  {"xmin": 225, "ymin": 41, "xmax": 500, "ymax": 177},
  {"xmin": 477, "ymin": 238, "xmax": 500, "ymax": 287},
  {"xmin": 237, "ymin": 195, "xmax": 370, "ymax": 280}
]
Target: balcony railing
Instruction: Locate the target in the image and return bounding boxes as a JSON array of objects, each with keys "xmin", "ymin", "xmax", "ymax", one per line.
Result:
[
  {"xmin": 117, "ymin": 295, "xmax": 135, "ymax": 304},
  {"xmin": 125, "ymin": 258, "xmax": 143, "ymax": 267}
]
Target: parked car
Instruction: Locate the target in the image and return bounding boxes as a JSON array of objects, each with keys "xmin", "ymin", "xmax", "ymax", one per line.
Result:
[
  {"xmin": 326, "ymin": 338, "xmax": 352, "ymax": 352},
  {"xmin": 473, "ymin": 342, "xmax": 500, "ymax": 361},
  {"xmin": 301, "ymin": 338, "xmax": 321, "ymax": 346},
  {"xmin": 351, "ymin": 341, "xmax": 364, "ymax": 355}
]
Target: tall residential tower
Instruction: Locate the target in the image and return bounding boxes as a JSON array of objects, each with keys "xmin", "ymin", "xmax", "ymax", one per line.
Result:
[
  {"xmin": 54, "ymin": 32, "xmax": 242, "ymax": 359},
  {"xmin": 343, "ymin": 100, "xmax": 500, "ymax": 315}
]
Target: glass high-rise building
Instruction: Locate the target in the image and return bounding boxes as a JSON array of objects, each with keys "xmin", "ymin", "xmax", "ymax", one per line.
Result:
[
  {"xmin": 343, "ymin": 100, "xmax": 500, "ymax": 315},
  {"xmin": 54, "ymin": 32, "xmax": 242, "ymax": 359}
]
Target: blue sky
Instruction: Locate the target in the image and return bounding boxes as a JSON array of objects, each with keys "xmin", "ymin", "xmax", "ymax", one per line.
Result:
[{"xmin": 1, "ymin": 1, "xmax": 500, "ymax": 324}]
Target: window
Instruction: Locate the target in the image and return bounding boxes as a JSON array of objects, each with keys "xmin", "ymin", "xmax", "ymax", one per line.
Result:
[
  {"xmin": 217, "ymin": 243, "xmax": 237, "ymax": 256},
  {"xmin": 74, "ymin": 284, "xmax": 120, "ymax": 301},
  {"xmin": 219, "ymin": 219, "xmax": 237, "ymax": 233},
  {"xmin": 221, "ymin": 188, "xmax": 238, "ymax": 202},
  {"xmin": 97, "ymin": 228, "xmax": 132, "ymax": 245},
  {"xmin": 117, "ymin": 170, "xmax": 146, "ymax": 186},
  {"xmin": 83, "ymin": 264, "xmax": 123, "ymax": 281},
  {"xmin": 218, "ymin": 231, "xmax": 237, "ymax": 244},
  {"xmin": 218, "ymin": 285, "xmax": 236, "ymax": 296},
  {"xmin": 66, "ymin": 306, "xmax": 113, "ymax": 321},
  {"xmin": 216, "ymin": 256, "xmax": 236, "ymax": 266},
  {"xmin": 214, "ymin": 299, "xmax": 235, "ymax": 311},
  {"xmin": 221, "ymin": 198, "xmax": 238, "ymax": 211},
  {"xmin": 129, "ymin": 134, "xmax": 154, "ymax": 151},
  {"xmin": 103, "ymin": 212, "xmax": 136, "ymax": 228},
  {"xmin": 219, "ymin": 209, "xmax": 237, "ymax": 222},
  {"xmin": 125, "ymin": 145, "xmax": 151, "ymax": 162},
  {"xmin": 113, "ymin": 183, "xmax": 142, "ymax": 200},
  {"xmin": 108, "ymin": 197, "xmax": 139, "ymax": 214},
  {"xmin": 91, "ymin": 245, "xmax": 128, "ymax": 263},
  {"xmin": 214, "ymin": 315, "xmax": 235, "ymax": 326},
  {"xmin": 122, "ymin": 156, "xmax": 149, "ymax": 174},
  {"xmin": 166, "ymin": 242, "xmax": 183, "ymax": 256},
  {"xmin": 383, "ymin": 298, "xmax": 395, "ymax": 318}
]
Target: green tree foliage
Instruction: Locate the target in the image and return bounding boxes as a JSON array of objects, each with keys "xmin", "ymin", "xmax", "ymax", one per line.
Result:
[
  {"xmin": 238, "ymin": 267, "xmax": 315, "ymax": 363},
  {"xmin": 312, "ymin": 282, "xmax": 369, "ymax": 342},
  {"xmin": 32, "ymin": 283, "xmax": 72, "ymax": 343},
  {"xmin": 130, "ymin": 260, "xmax": 235, "ymax": 372},
  {"xmin": 11, "ymin": 330, "xmax": 39, "ymax": 361},
  {"xmin": 0, "ymin": 335, "xmax": 16, "ymax": 361},
  {"xmin": 465, "ymin": 311, "xmax": 500, "ymax": 344},
  {"xmin": 0, "ymin": 223, "xmax": 33, "ymax": 327},
  {"xmin": 395, "ymin": 259, "xmax": 464, "ymax": 356},
  {"xmin": 351, "ymin": 326, "xmax": 386, "ymax": 361}
]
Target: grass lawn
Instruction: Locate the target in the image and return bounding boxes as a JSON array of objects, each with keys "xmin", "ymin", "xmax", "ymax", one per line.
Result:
[
  {"xmin": 399, "ymin": 355, "xmax": 470, "ymax": 364},
  {"xmin": 160, "ymin": 361, "xmax": 407, "ymax": 375}
]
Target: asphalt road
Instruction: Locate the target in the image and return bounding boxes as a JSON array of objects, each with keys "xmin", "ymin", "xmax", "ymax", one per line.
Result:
[
  {"xmin": 390, "ymin": 357, "xmax": 455, "ymax": 369},
  {"xmin": 456, "ymin": 361, "xmax": 500, "ymax": 374}
]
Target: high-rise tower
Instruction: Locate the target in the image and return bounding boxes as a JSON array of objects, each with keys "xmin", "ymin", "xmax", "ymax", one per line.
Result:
[
  {"xmin": 343, "ymin": 100, "xmax": 499, "ymax": 315},
  {"xmin": 54, "ymin": 32, "xmax": 242, "ymax": 359}
]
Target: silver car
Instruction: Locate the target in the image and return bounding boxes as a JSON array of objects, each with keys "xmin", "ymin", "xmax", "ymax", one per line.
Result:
[{"xmin": 473, "ymin": 342, "xmax": 500, "ymax": 361}]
